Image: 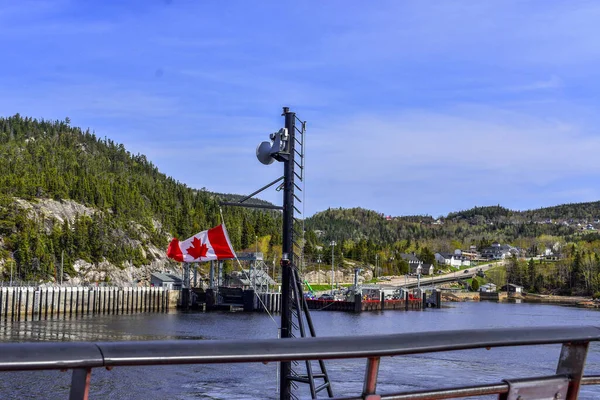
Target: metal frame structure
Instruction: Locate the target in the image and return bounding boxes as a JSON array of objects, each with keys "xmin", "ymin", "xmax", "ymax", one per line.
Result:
[
  {"xmin": 1, "ymin": 326, "xmax": 599, "ymax": 400},
  {"xmin": 221, "ymin": 107, "xmax": 331, "ymax": 399}
]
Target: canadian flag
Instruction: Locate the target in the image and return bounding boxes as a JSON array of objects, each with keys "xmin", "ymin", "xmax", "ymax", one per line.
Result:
[{"xmin": 167, "ymin": 224, "xmax": 236, "ymax": 262}]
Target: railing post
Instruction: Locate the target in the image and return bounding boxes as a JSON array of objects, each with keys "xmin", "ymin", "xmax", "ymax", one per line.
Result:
[
  {"xmin": 556, "ymin": 341, "xmax": 589, "ymax": 400},
  {"xmin": 69, "ymin": 368, "xmax": 92, "ymax": 400},
  {"xmin": 362, "ymin": 357, "xmax": 381, "ymax": 400}
]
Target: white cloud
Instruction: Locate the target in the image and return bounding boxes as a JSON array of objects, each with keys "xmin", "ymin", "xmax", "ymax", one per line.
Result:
[
  {"xmin": 3, "ymin": 0, "xmax": 600, "ymax": 217},
  {"xmin": 505, "ymin": 76, "xmax": 563, "ymax": 93},
  {"xmin": 299, "ymin": 104, "xmax": 600, "ymax": 214}
]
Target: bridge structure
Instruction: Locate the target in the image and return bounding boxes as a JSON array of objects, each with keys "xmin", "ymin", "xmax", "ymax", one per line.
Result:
[
  {"xmin": 400, "ymin": 274, "xmax": 473, "ymax": 289},
  {"xmin": 392, "ymin": 261, "xmax": 502, "ymax": 291}
]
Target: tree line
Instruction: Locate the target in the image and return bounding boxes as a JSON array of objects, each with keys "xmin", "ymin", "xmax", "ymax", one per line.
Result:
[{"xmin": 0, "ymin": 115, "xmax": 282, "ymax": 282}]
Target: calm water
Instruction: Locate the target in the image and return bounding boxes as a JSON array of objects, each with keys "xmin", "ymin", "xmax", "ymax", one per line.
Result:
[{"xmin": 1, "ymin": 302, "xmax": 599, "ymax": 399}]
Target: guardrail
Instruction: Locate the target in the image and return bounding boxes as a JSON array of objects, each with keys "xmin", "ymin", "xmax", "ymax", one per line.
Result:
[{"xmin": 0, "ymin": 326, "xmax": 599, "ymax": 399}]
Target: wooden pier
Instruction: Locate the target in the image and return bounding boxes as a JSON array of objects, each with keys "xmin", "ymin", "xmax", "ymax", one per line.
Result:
[{"xmin": 0, "ymin": 286, "xmax": 178, "ymax": 322}]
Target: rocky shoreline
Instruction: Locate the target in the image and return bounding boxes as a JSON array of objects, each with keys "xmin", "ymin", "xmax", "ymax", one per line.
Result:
[{"xmin": 441, "ymin": 291, "xmax": 599, "ymax": 309}]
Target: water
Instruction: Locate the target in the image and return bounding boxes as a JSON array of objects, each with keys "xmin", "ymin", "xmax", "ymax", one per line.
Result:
[{"xmin": 1, "ymin": 302, "xmax": 599, "ymax": 399}]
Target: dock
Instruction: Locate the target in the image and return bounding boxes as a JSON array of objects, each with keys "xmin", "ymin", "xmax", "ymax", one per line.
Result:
[
  {"xmin": 180, "ymin": 286, "xmax": 442, "ymax": 313},
  {"xmin": 0, "ymin": 286, "xmax": 177, "ymax": 322}
]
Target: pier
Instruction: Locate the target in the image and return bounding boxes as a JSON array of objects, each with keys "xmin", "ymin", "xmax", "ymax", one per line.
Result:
[
  {"xmin": 181, "ymin": 286, "xmax": 442, "ymax": 314},
  {"xmin": 0, "ymin": 286, "xmax": 177, "ymax": 322}
]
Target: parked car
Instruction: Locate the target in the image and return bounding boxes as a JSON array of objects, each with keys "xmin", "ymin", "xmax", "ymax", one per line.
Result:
[
  {"xmin": 318, "ymin": 294, "xmax": 333, "ymax": 300},
  {"xmin": 463, "ymin": 269, "xmax": 470, "ymax": 273}
]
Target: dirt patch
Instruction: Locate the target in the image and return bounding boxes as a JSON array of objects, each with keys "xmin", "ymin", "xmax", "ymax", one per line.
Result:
[{"xmin": 441, "ymin": 292, "xmax": 480, "ymax": 302}]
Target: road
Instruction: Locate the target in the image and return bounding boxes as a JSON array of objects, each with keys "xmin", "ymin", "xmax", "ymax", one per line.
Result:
[{"xmin": 383, "ymin": 260, "xmax": 504, "ymax": 288}]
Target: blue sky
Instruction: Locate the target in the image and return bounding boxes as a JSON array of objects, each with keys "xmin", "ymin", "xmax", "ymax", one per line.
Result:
[{"xmin": 2, "ymin": 1, "xmax": 600, "ymax": 218}]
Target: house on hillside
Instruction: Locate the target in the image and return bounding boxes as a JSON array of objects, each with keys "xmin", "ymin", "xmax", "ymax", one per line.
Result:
[
  {"xmin": 435, "ymin": 252, "xmax": 469, "ymax": 267},
  {"xmin": 400, "ymin": 253, "xmax": 422, "ymax": 267},
  {"xmin": 408, "ymin": 263, "xmax": 434, "ymax": 276},
  {"xmin": 421, "ymin": 264, "xmax": 434, "ymax": 275},
  {"xmin": 480, "ymin": 243, "xmax": 518, "ymax": 260},
  {"xmin": 455, "ymin": 249, "xmax": 479, "ymax": 261},
  {"xmin": 401, "ymin": 254, "xmax": 423, "ymax": 276},
  {"xmin": 409, "ymin": 264, "xmax": 422, "ymax": 275}
]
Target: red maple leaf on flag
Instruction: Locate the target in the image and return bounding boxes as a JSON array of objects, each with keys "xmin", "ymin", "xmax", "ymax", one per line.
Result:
[{"xmin": 186, "ymin": 237, "xmax": 208, "ymax": 259}]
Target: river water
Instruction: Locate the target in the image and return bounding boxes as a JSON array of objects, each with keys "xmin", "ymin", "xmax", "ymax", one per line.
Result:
[{"xmin": 1, "ymin": 301, "xmax": 599, "ymax": 399}]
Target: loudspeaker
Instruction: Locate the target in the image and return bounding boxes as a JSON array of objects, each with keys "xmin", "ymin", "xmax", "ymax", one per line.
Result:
[
  {"xmin": 256, "ymin": 128, "xmax": 288, "ymax": 165},
  {"xmin": 256, "ymin": 141, "xmax": 275, "ymax": 165}
]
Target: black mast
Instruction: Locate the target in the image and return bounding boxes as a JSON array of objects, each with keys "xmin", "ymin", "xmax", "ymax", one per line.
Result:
[
  {"xmin": 279, "ymin": 107, "xmax": 294, "ymax": 399},
  {"xmin": 222, "ymin": 107, "xmax": 332, "ymax": 399}
]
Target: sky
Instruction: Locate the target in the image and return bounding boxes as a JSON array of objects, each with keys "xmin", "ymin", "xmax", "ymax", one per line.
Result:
[{"xmin": 2, "ymin": 0, "xmax": 600, "ymax": 218}]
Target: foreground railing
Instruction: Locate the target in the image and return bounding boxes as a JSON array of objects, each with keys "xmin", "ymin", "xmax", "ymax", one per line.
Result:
[{"xmin": 1, "ymin": 326, "xmax": 599, "ymax": 399}]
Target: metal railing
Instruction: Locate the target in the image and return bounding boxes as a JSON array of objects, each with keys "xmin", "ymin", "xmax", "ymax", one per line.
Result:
[{"xmin": 0, "ymin": 326, "xmax": 599, "ymax": 399}]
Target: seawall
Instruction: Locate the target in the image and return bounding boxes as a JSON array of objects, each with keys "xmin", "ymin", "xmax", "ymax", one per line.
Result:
[{"xmin": 0, "ymin": 286, "xmax": 178, "ymax": 322}]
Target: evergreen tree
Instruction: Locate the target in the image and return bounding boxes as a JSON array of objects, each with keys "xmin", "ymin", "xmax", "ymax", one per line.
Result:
[
  {"xmin": 527, "ymin": 258, "xmax": 536, "ymax": 291},
  {"xmin": 571, "ymin": 250, "xmax": 582, "ymax": 290}
]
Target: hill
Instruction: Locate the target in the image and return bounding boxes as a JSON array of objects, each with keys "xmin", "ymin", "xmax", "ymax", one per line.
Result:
[
  {"xmin": 306, "ymin": 202, "xmax": 600, "ymax": 247},
  {"xmin": 2, "ymin": 114, "xmax": 599, "ymax": 295},
  {"xmin": 0, "ymin": 114, "xmax": 281, "ymax": 284}
]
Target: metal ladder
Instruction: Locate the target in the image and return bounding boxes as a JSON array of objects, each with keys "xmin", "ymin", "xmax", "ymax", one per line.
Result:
[{"xmin": 286, "ymin": 117, "xmax": 333, "ymax": 399}]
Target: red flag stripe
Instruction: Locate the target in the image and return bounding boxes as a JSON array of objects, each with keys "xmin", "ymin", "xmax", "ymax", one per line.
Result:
[
  {"xmin": 207, "ymin": 224, "xmax": 236, "ymax": 259},
  {"xmin": 167, "ymin": 238, "xmax": 184, "ymax": 262}
]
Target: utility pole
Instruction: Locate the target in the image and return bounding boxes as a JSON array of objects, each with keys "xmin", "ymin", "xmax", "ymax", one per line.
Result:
[
  {"xmin": 330, "ymin": 241, "xmax": 336, "ymax": 295},
  {"xmin": 317, "ymin": 255, "xmax": 321, "ymax": 284},
  {"xmin": 375, "ymin": 254, "xmax": 379, "ymax": 279}
]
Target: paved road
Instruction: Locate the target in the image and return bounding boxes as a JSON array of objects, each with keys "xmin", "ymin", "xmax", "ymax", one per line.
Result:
[{"xmin": 384, "ymin": 260, "xmax": 504, "ymax": 287}]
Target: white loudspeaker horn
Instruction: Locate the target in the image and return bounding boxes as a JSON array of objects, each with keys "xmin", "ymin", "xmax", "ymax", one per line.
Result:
[{"xmin": 256, "ymin": 141, "xmax": 275, "ymax": 165}]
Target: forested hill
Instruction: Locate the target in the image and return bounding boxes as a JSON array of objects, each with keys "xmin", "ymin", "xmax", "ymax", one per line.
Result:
[
  {"xmin": 0, "ymin": 115, "xmax": 281, "ymax": 281},
  {"xmin": 521, "ymin": 202, "xmax": 600, "ymax": 221},
  {"xmin": 305, "ymin": 202, "xmax": 600, "ymax": 247},
  {"xmin": 447, "ymin": 203, "xmax": 600, "ymax": 222},
  {"xmin": 2, "ymin": 114, "xmax": 599, "ymax": 286}
]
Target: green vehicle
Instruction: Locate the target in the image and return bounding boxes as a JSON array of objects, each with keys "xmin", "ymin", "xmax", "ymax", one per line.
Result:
[{"xmin": 304, "ymin": 280, "xmax": 316, "ymax": 298}]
